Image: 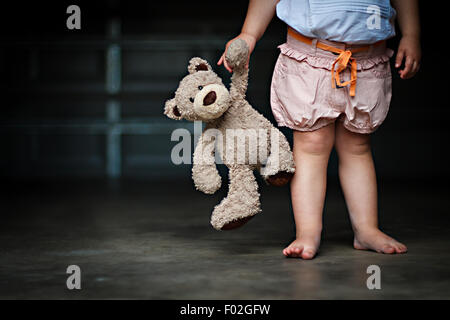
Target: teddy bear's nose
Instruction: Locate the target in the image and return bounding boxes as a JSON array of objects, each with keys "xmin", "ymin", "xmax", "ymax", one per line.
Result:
[
  {"xmin": 203, "ymin": 91, "xmax": 216, "ymax": 106},
  {"xmin": 173, "ymin": 105, "xmax": 181, "ymax": 117}
]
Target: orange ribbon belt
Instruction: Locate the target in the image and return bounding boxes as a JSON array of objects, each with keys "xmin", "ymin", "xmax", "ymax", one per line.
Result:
[{"xmin": 288, "ymin": 28, "xmax": 381, "ymax": 97}]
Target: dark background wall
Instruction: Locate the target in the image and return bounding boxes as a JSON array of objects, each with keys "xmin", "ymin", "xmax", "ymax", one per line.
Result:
[{"xmin": 0, "ymin": 0, "xmax": 447, "ymax": 181}]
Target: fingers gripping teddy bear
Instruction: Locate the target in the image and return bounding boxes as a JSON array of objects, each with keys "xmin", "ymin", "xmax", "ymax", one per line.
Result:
[{"xmin": 164, "ymin": 39, "xmax": 295, "ymax": 230}]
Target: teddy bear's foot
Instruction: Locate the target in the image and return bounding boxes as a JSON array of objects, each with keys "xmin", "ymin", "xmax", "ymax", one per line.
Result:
[
  {"xmin": 210, "ymin": 165, "xmax": 261, "ymax": 231},
  {"xmin": 221, "ymin": 215, "xmax": 255, "ymax": 230},
  {"xmin": 266, "ymin": 171, "xmax": 294, "ymax": 187}
]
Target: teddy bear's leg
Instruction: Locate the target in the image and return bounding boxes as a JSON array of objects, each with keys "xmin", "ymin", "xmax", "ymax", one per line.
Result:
[
  {"xmin": 210, "ymin": 165, "xmax": 261, "ymax": 230},
  {"xmin": 260, "ymin": 127, "xmax": 295, "ymax": 187}
]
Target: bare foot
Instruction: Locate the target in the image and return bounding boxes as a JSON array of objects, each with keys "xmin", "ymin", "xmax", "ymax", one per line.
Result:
[
  {"xmin": 354, "ymin": 228, "xmax": 407, "ymax": 254},
  {"xmin": 283, "ymin": 231, "xmax": 321, "ymax": 260}
]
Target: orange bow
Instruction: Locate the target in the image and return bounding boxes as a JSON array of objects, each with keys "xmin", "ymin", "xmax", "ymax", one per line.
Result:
[
  {"xmin": 328, "ymin": 49, "xmax": 358, "ymax": 96},
  {"xmin": 287, "ymin": 28, "xmax": 381, "ymax": 97}
]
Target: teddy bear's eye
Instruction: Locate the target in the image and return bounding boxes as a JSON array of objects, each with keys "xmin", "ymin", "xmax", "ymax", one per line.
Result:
[
  {"xmin": 198, "ymin": 86, "xmax": 203, "ymax": 90},
  {"xmin": 189, "ymin": 97, "xmax": 194, "ymax": 103}
]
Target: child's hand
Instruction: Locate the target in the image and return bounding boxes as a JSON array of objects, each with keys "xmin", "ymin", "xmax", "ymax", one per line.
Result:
[
  {"xmin": 395, "ymin": 35, "xmax": 421, "ymax": 79},
  {"xmin": 217, "ymin": 33, "xmax": 256, "ymax": 73}
]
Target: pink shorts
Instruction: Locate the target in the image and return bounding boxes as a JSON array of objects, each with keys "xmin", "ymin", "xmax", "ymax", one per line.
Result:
[{"xmin": 270, "ymin": 33, "xmax": 393, "ymax": 134}]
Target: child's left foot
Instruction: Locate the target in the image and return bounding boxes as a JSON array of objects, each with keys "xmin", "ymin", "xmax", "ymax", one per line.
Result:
[{"xmin": 354, "ymin": 228, "xmax": 407, "ymax": 254}]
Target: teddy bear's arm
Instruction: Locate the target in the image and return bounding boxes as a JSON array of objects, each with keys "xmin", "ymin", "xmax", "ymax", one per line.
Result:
[
  {"xmin": 192, "ymin": 130, "xmax": 222, "ymax": 194},
  {"xmin": 226, "ymin": 39, "xmax": 250, "ymax": 101}
]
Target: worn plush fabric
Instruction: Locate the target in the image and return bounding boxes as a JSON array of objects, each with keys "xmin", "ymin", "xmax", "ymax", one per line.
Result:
[
  {"xmin": 165, "ymin": 39, "xmax": 295, "ymax": 230},
  {"xmin": 276, "ymin": 0, "xmax": 396, "ymax": 44},
  {"xmin": 270, "ymin": 32, "xmax": 393, "ymax": 134}
]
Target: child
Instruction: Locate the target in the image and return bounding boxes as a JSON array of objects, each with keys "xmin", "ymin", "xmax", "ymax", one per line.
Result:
[{"xmin": 218, "ymin": 0, "xmax": 420, "ymax": 259}]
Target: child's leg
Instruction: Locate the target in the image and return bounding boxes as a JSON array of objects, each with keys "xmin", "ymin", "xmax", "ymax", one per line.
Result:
[
  {"xmin": 334, "ymin": 122, "xmax": 407, "ymax": 254},
  {"xmin": 283, "ymin": 123, "xmax": 335, "ymax": 259}
]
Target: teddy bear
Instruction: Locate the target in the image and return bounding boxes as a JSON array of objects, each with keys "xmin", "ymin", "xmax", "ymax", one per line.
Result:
[{"xmin": 164, "ymin": 39, "xmax": 295, "ymax": 230}]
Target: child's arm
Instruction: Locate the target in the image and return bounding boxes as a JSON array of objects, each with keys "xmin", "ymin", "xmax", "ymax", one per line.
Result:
[
  {"xmin": 218, "ymin": 0, "xmax": 279, "ymax": 72},
  {"xmin": 391, "ymin": 0, "xmax": 421, "ymax": 79}
]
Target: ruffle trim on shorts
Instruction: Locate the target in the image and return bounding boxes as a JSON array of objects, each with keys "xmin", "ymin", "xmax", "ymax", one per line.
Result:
[{"xmin": 278, "ymin": 43, "xmax": 394, "ymax": 71}]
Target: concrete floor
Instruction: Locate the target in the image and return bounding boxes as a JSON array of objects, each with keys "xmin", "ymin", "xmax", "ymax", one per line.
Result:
[{"xmin": 1, "ymin": 177, "xmax": 450, "ymax": 299}]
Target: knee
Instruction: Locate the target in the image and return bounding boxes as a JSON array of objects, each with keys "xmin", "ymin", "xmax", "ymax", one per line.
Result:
[
  {"xmin": 335, "ymin": 131, "xmax": 371, "ymax": 156},
  {"xmin": 295, "ymin": 129, "xmax": 334, "ymax": 156}
]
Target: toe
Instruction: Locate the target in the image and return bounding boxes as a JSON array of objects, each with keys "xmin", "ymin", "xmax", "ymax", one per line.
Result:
[
  {"xmin": 286, "ymin": 245, "xmax": 304, "ymax": 258},
  {"xmin": 301, "ymin": 249, "xmax": 316, "ymax": 260},
  {"xmin": 395, "ymin": 247, "xmax": 404, "ymax": 254},
  {"xmin": 286, "ymin": 248, "xmax": 296, "ymax": 257},
  {"xmin": 395, "ymin": 244, "xmax": 408, "ymax": 253},
  {"xmin": 294, "ymin": 246, "xmax": 303, "ymax": 256},
  {"xmin": 382, "ymin": 245, "xmax": 395, "ymax": 254}
]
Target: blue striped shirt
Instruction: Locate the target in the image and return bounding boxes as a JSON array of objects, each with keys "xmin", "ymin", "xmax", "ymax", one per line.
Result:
[{"xmin": 276, "ymin": 0, "xmax": 396, "ymax": 44}]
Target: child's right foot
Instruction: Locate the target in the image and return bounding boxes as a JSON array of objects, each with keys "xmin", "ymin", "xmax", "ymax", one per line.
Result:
[{"xmin": 283, "ymin": 231, "xmax": 321, "ymax": 260}]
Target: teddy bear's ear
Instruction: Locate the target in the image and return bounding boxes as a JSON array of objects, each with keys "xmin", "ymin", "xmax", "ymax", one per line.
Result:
[
  {"xmin": 164, "ymin": 98, "xmax": 182, "ymax": 120},
  {"xmin": 188, "ymin": 57, "xmax": 212, "ymax": 74}
]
